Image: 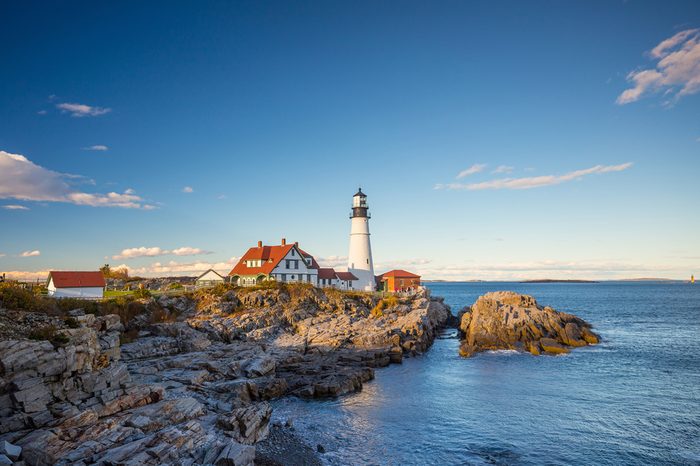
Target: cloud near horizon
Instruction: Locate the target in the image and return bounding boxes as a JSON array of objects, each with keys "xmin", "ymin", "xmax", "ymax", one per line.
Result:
[
  {"xmin": 435, "ymin": 162, "xmax": 633, "ymax": 191},
  {"xmin": 2, "ymin": 204, "xmax": 29, "ymax": 210},
  {"xmin": 113, "ymin": 246, "xmax": 212, "ymax": 260},
  {"xmin": 56, "ymin": 102, "xmax": 111, "ymax": 117},
  {"xmin": 456, "ymin": 164, "xmax": 486, "ymax": 179},
  {"xmin": 617, "ymin": 28, "xmax": 700, "ymax": 105},
  {"xmin": 20, "ymin": 250, "xmax": 40, "ymax": 257},
  {"xmin": 115, "ymin": 257, "xmax": 239, "ymax": 276},
  {"xmin": 0, "ymin": 150, "xmax": 156, "ymax": 209},
  {"xmin": 182, "ymin": 186, "xmax": 194, "ymax": 193}
]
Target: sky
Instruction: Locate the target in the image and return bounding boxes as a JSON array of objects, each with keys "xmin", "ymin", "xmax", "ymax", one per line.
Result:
[{"xmin": 1, "ymin": 0, "xmax": 699, "ymax": 281}]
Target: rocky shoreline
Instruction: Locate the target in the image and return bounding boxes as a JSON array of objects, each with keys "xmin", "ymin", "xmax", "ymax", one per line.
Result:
[{"xmin": 0, "ymin": 284, "xmax": 451, "ymax": 465}]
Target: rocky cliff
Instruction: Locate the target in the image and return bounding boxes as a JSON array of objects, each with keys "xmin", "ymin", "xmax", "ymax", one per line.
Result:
[
  {"xmin": 0, "ymin": 285, "xmax": 450, "ymax": 465},
  {"xmin": 458, "ymin": 291, "xmax": 599, "ymax": 357}
]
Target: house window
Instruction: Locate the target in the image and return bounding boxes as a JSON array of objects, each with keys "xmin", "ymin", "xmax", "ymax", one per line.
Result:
[
  {"xmin": 285, "ymin": 260, "xmax": 290, "ymax": 268},
  {"xmin": 291, "ymin": 275, "xmax": 295, "ymax": 280},
  {"xmin": 291, "ymin": 249, "xmax": 295, "ymax": 256},
  {"xmin": 281, "ymin": 274, "xmax": 286, "ymax": 282},
  {"xmin": 295, "ymin": 260, "xmax": 299, "ymax": 269}
]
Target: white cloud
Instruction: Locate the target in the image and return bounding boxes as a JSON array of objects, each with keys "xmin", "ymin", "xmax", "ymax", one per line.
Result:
[
  {"xmin": 20, "ymin": 250, "xmax": 40, "ymax": 257},
  {"xmin": 386, "ymin": 259, "xmax": 693, "ymax": 281},
  {"xmin": 182, "ymin": 186, "xmax": 194, "ymax": 193},
  {"xmin": 113, "ymin": 246, "xmax": 212, "ymax": 260},
  {"xmin": 2, "ymin": 205, "xmax": 29, "ymax": 210},
  {"xmin": 0, "ymin": 253, "xmax": 5, "ymax": 258},
  {"xmin": 456, "ymin": 164, "xmax": 487, "ymax": 179},
  {"xmin": 492, "ymin": 165, "xmax": 514, "ymax": 174},
  {"xmin": 171, "ymin": 247, "xmax": 211, "ymax": 256},
  {"xmin": 0, "ymin": 150, "xmax": 156, "ymax": 209},
  {"xmin": 113, "ymin": 247, "xmax": 167, "ymax": 260},
  {"xmin": 56, "ymin": 102, "xmax": 111, "ymax": 117},
  {"xmin": 118, "ymin": 257, "xmax": 239, "ymax": 277},
  {"xmin": 617, "ymin": 29, "xmax": 700, "ymax": 105},
  {"xmin": 37, "ymin": 110, "xmax": 47, "ymax": 115},
  {"xmin": 217, "ymin": 194, "xmax": 227, "ymax": 200},
  {"xmin": 3, "ymin": 270, "xmax": 50, "ymax": 280},
  {"xmin": 83, "ymin": 145, "xmax": 109, "ymax": 151},
  {"xmin": 317, "ymin": 255, "xmax": 348, "ymax": 268},
  {"xmin": 435, "ymin": 163, "xmax": 633, "ymax": 191}
]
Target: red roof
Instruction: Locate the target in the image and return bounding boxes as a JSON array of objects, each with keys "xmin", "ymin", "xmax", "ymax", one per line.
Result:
[
  {"xmin": 336, "ymin": 271, "xmax": 358, "ymax": 281},
  {"xmin": 229, "ymin": 242, "xmax": 319, "ymax": 276},
  {"xmin": 381, "ymin": 269, "xmax": 421, "ymax": 279},
  {"xmin": 318, "ymin": 268, "xmax": 337, "ymax": 280},
  {"xmin": 48, "ymin": 271, "xmax": 106, "ymax": 288}
]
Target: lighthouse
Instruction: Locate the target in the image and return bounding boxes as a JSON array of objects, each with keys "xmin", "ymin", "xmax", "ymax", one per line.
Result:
[{"xmin": 347, "ymin": 188, "xmax": 376, "ymax": 291}]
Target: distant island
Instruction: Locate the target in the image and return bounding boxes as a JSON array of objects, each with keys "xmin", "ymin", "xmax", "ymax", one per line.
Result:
[{"xmin": 521, "ymin": 279, "xmax": 598, "ymax": 283}]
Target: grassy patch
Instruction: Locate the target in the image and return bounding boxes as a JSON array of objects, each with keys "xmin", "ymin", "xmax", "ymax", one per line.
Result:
[{"xmin": 104, "ymin": 290, "xmax": 134, "ymax": 298}]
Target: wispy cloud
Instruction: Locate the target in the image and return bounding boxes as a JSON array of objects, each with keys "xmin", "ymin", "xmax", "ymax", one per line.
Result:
[
  {"xmin": 0, "ymin": 150, "xmax": 156, "ymax": 209},
  {"xmin": 182, "ymin": 186, "xmax": 194, "ymax": 193},
  {"xmin": 492, "ymin": 165, "xmax": 514, "ymax": 174},
  {"xmin": 37, "ymin": 110, "xmax": 47, "ymax": 115},
  {"xmin": 83, "ymin": 145, "xmax": 109, "ymax": 151},
  {"xmin": 116, "ymin": 257, "xmax": 239, "ymax": 276},
  {"xmin": 617, "ymin": 28, "xmax": 700, "ymax": 105},
  {"xmin": 2, "ymin": 270, "xmax": 50, "ymax": 280},
  {"xmin": 171, "ymin": 247, "xmax": 211, "ymax": 256},
  {"xmin": 56, "ymin": 102, "xmax": 111, "ymax": 117},
  {"xmin": 456, "ymin": 164, "xmax": 486, "ymax": 179},
  {"xmin": 2, "ymin": 205, "xmax": 29, "ymax": 210},
  {"xmin": 20, "ymin": 250, "xmax": 40, "ymax": 257},
  {"xmin": 435, "ymin": 163, "xmax": 633, "ymax": 191},
  {"xmin": 317, "ymin": 255, "xmax": 348, "ymax": 268},
  {"xmin": 113, "ymin": 246, "xmax": 212, "ymax": 260}
]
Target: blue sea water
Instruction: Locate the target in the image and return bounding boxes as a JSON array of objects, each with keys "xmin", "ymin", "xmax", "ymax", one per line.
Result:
[{"xmin": 272, "ymin": 282, "xmax": 700, "ymax": 465}]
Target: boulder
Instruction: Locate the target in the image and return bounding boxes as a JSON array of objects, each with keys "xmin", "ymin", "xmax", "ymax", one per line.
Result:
[
  {"xmin": 0, "ymin": 441, "xmax": 21, "ymax": 461},
  {"xmin": 215, "ymin": 441, "xmax": 255, "ymax": 466},
  {"xmin": 458, "ymin": 291, "xmax": 599, "ymax": 357},
  {"xmin": 218, "ymin": 402, "xmax": 272, "ymax": 444}
]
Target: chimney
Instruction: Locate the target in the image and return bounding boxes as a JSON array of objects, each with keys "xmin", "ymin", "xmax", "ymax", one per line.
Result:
[
  {"xmin": 257, "ymin": 240, "xmax": 262, "ymax": 248},
  {"xmin": 294, "ymin": 242, "xmax": 299, "ymax": 247},
  {"xmin": 281, "ymin": 238, "xmax": 286, "ymax": 246}
]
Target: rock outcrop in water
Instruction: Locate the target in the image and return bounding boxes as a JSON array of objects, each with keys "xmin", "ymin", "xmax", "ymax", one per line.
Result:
[
  {"xmin": 0, "ymin": 284, "xmax": 450, "ymax": 465},
  {"xmin": 458, "ymin": 291, "xmax": 599, "ymax": 357}
]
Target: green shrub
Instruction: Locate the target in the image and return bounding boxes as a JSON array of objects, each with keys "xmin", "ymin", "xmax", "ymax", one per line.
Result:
[
  {"xmin": 64, "ymin": 317, "xmax": 80, "ymax": 328},
  {"xmin": 133, "ymin": 288, "xmax": 152, "ymax": 299},
  {"xmin": 167, "ymin": 282, "xmax": 184, "ymax": 290},
  {"xmin": 28, "ymin": 325, "xmax": 70, "ymax": 347},
  {"xmin": 0, "ymin": 283, "xmax": 53, "ymax": 313}
]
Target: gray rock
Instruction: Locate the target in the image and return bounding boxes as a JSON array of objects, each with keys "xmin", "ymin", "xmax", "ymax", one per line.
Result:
[
  {"xmin": 0, "ymin": 441, "xmax": 20, "ymax": 461},
  {"xmin": 215, "ymin": 442, "xmax": 255, "ymax": 466},
  {"xmin": 218, "ymin": 402, "xmax": 272, "ymax": 444}
]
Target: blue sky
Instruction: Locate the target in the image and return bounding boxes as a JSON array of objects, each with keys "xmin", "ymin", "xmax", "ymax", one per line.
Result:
[{"xmin": 1, "ymin": 0, "xmax": 699, "ymax": 280}]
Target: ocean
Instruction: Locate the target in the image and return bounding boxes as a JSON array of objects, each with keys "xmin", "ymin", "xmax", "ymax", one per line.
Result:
[{"xmin": 271, "ymin": 282, "xmax": 700, "ymax": 465}]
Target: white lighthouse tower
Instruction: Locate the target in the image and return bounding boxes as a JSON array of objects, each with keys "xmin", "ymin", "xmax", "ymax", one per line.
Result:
[{"xmin": 347, "ymin": 188, "xmax": 376, "ymax": 291}]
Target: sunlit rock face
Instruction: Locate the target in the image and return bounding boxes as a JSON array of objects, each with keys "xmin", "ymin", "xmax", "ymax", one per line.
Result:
[
  {"xmin": 0, "ymin": 284, "xmax": 450, "ymax": 465},
  {"xmin": 458, "ymin": 291, "xmax": 599, "ymax": 357}
]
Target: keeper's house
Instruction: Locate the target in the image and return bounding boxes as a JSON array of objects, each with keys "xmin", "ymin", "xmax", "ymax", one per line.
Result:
[
  {"xmin": 47, "ymin": 271, "xmax": 106, "ymax": 299},
  {"xmin": 229, "ymin": 239, "xmax": 321, "ymax": 287}
]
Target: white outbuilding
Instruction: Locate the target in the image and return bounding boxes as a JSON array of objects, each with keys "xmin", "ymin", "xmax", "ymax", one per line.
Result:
[
  {"xmin": 47, "ymin": 271, "xmax": 106, "ymax": 299},
  {"xmin": 195, "ymin": 269, "xmax": 225, "ymax": 287}
]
